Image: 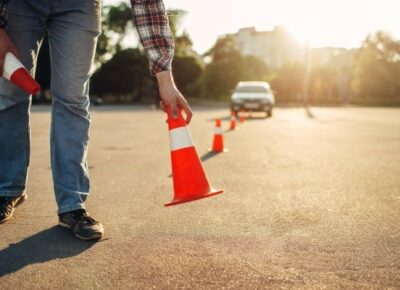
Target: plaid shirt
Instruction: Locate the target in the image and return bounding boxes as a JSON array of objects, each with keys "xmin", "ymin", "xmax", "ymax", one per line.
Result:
[
  {"xmin": 131, "ymin": 0, "xmax": 174, "ymax": 75},
  {"xmin": 0, "ymin": 0, "xmax": 174, "ymax": 75}
]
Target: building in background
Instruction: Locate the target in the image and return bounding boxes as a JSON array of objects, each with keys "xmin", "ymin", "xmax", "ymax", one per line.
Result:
[
  {"xmin": 231, "ymin": 26, "xmax": 306, "ymax": 69},
  {"xmin": 228, "ymin": 26, "xmax": 355, "ymax": 102}
]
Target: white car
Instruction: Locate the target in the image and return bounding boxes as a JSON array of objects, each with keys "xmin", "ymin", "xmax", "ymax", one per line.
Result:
[{"xmin": 230, "ymin": 82, "xmax": 275, "ymax": 117}]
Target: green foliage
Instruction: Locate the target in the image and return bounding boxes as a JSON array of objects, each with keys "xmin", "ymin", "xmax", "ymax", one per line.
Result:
[
  {"xmin": 107, "ymin": 2, "xmax": 132, "ymax": 35},
  {"xmin": 172, "ymin": 56, "xmax": 203, "ymax": 97},
  {"xmin": 309, "ymin": 66, "xmax": 340, "ymax": 103},
  {"xmin": 269, "ymin": 62, "xmax": 305, "ymax": 102},
  {"xmin": 167, "ymin": 9, "xmax": 187, "ymax": 38},
  {"xmin": 199, "ymin": 36, "xmax": 269, "ymax": 100},
  {"xmin": 89, "ymin": 3, "xmax": 400, "ymax": 105},
  {"xmin": 90, "ymin": 49, "xmax": 153, "ymax": 101},
  {"xmin": 352, "ymin": 32, "xmax": 400, "ymax": 103},
  {"xmin": 174, "ymin": 33, "xmax": 194, "ymax": 56},
  {"xmin": 91, "ymin": 4, "xmax": 201, "ymax": 102},
  {"xmin": 95, "ymin": 3, "xmax": 133, "ymax": 66}
]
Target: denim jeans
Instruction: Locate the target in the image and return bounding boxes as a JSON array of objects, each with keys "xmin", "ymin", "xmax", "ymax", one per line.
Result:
[{"xmin": 0, "ymin": 0, "xmax": 101, "ymax": 214}]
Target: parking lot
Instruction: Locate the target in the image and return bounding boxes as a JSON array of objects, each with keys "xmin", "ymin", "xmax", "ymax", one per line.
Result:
[{"xmin": 0, "ymin": 105, "xmax": 399, "ymax": 289}]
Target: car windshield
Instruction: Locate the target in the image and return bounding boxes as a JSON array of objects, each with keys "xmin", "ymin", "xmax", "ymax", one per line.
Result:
[{"xmin": 236, "ymin": 86, "xmax": 268, "ymax": 93}]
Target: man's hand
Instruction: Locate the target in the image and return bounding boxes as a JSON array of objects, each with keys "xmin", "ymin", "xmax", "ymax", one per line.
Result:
[
  {"xmin": 0, "ymin": 28, "xmax": 20, "ymax": 77},
  {"xmin": 156, "ymin": 71, "xmax": 193, "ymax": 124}
]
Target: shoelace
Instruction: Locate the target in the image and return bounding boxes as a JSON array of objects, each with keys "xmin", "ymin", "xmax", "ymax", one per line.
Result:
[
  {"xmin": 0, "ymin": 198, "xmax": 12, "ymax": 211},
  {"xmin": 74, "ymin": 212, "xmax": 97, "ymax": 225}
]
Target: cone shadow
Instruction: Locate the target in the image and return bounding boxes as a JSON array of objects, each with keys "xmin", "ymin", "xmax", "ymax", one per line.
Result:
[
  {"xmin": 201, "ymin": 151, "xmax": 223, "ymax": 162},
  {"xmin": 224, "ymin": 128, "xmax": 238, "ymax": 133}
]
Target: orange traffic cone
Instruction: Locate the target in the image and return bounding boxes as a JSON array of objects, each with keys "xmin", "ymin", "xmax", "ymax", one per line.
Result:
[
  {"xmin": 165, "ymin": 106, "xmax": 223, "ymax": 206},
  {"xmin": 239, "ymin": 110, "xmax": 246, "ymax": 123},
  {"xmin": 229, "ymin": 111, "xmax": 237, "ymax": 131},
  {"xmin": 3, "ymin": 52, "xmax": 40, "ymax": 95},
  {"xmin": 210, "ymin": 119, "xmax": 228, "ymax": 153}
]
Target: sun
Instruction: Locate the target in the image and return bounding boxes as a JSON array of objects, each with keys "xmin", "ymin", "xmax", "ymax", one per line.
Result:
[{"xmin": 240, "ymin": 0, "xmax": 374, "ymax": 49}]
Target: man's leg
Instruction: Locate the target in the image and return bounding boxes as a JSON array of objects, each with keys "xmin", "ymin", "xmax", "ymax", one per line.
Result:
[
  {"xmin": 0, "ymin": 1, "xmax": 46, "ymax": 198},
  {"xmin": 47, "ymin": 0, "xmax": 103, "ymax": 240},
  {"xmin": 47, "ymin": 0, "xmax": 100, "ymax": 214},
  {"xmin": 0, "ymin": 1, "xmax": 47, "ymax": 223}
]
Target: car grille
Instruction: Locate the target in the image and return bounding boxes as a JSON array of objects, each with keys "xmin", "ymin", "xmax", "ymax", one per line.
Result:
[{"xmin": 244, "ymin": 99, "xmax": 263, "ymax": 103}]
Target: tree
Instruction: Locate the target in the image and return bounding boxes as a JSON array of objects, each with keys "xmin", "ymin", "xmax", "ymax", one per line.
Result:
[
  {"xmin": 270, "ymin": 62, "xmax": 305, "ymax": 102},
  {"xmin": 96, "ymin": 2, "xmax": 134, "ymax": 66},
  {"xmin": 167, "ymin": 9, "xmax": 187, "ymax": 39},
  {"xmin": 90, "ymin": 48, "xmax": 153, "ymax": 102},
  {"xmin": 199, "ymin": 36, "xmax": 269, "ymax": 100},
  {"xmin": 173, "ymin": 56, "xmax": 203, "ymax": 97},
  {"xmin": 174, "ymin": 32, "xmax": 194, "ymax": 56},
  {"xmin": 309, "ymin": 66, "xmax": 340, "ymax": 103},
  {"xmin": 352, "ymin": 32, "xmax": 400, "ymax": 103}
]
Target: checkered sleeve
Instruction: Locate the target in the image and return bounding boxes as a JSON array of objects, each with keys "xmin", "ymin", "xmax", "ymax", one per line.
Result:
[
  {"xmin": 0, "ymin": 0, "xmax": 8, "ymax": 28},
  {"xmin": 131, "ymin": 0, "xmax": 175, "ymax": 75}
]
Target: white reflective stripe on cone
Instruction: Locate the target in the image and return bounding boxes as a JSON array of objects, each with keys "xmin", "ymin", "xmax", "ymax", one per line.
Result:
[
  {"xmin": 214, "ymin": 127, "xmax": 223, "ymax": 135},
  {"xmin": 169, "ymin": 126, "xmax": 194, "ymax": 151},
  {"xmin": 3, "ymin": 52, "xmax": 24, "ymax": 80}
]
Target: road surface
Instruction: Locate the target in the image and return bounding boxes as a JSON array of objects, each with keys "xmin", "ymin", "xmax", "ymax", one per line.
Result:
[{"xmin": 1, "ymin": 106, "xmax": 399, "ymax": 289}]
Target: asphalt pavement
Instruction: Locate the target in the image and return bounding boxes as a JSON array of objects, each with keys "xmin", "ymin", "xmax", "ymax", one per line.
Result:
[{"xmin": 0, "ymin": 105, "xmax": 399, "ymax": 289}]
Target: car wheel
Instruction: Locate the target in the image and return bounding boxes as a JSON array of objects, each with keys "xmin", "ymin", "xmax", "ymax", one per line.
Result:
[{"xmin": 266, "ymin": 109, "xmax": 272, "ymax": 118}]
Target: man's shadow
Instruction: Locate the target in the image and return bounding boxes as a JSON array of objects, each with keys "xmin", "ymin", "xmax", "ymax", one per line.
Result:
[{"xmin": 0, "ymin": 226, "xmax": 96, "ymax": 277}]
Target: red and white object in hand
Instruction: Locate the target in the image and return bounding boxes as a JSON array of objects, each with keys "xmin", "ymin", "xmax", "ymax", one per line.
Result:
[{"xmin": 3, "ymin": 52, "xmax": 41, "ymax": 95}]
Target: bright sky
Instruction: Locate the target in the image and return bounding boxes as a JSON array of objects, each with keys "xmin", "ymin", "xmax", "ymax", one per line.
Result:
[{"xmin": 105, "ymin": 0, "xmax": 400, "ymax": 53}]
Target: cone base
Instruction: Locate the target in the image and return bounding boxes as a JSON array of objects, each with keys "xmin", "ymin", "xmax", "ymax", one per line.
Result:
[
  {"xmin": 165, "ymin": 188, "xmax": 223, "ymax": 207},
  {"xmin": 208, "ymin": 148, "xmax": 228, "ymax": 153}
]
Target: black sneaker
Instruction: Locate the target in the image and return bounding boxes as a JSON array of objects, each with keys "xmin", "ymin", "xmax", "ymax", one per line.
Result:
[
  {"xmin": 59, "ymin": 209, "xmax": 104, "ymax": 240},
  {"xmin": 0, "ymin": 194, "xmax": 27, "ymax": 224}
]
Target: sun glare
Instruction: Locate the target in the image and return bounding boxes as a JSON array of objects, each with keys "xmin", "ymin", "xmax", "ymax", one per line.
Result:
[
  {"xmin": 107, "ymin": 0, "xmax": 400, "ymax": 52},
  {"xmin": 231, "ymin": 0, "xmax": 380, "ymax": 48}
]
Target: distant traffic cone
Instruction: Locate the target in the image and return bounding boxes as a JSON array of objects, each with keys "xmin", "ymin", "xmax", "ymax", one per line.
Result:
[
  {"xmin": 210, "ymin": 119, "xmax": 228, "ymax": 153},
  {"xmin": 229, "ymin": 111, "xmax": 237, "ymax": 131},
  {"xmin": 239, "ymin": 110, "xmax": 246, "ymax": 123},
  {"xmin": 3, "ymin": 52, "xmax": 40, "ymax": 95},
  {"xmin": 165, "ymin": 106, "xmax": 223, "ymax": 206}
]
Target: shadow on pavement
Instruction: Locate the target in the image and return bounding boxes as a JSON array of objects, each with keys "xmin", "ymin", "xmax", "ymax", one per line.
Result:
[
  {"xmin": 0, "ymin": 226, "xmax": 95, "ymax": 277},
  {"xmin": 200, "ymin": 151, "xmax": 222, "ymax": 162},
  {"xmin": 304, "ymin": 105, "xmax": 316, "ymax": 119}
]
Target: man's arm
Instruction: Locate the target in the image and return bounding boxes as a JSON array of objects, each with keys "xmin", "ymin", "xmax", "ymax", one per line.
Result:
[
  {"xmin": 130, "ymin": 0, "xmax": 192, "ymax": 123},
  {"xmin": 131, "ymin": 0, "xmax": 174, "ymax": 76}
]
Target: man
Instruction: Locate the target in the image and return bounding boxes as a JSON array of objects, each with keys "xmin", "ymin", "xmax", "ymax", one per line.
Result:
[{"xmin": 0, "ymin": 0, "xmax": 192, "ymax": 240}]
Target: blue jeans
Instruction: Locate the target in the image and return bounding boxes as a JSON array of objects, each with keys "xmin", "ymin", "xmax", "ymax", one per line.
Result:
[{"xmin": 0, "ymin": 0, "xmax": 101, "ymax": 214}]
